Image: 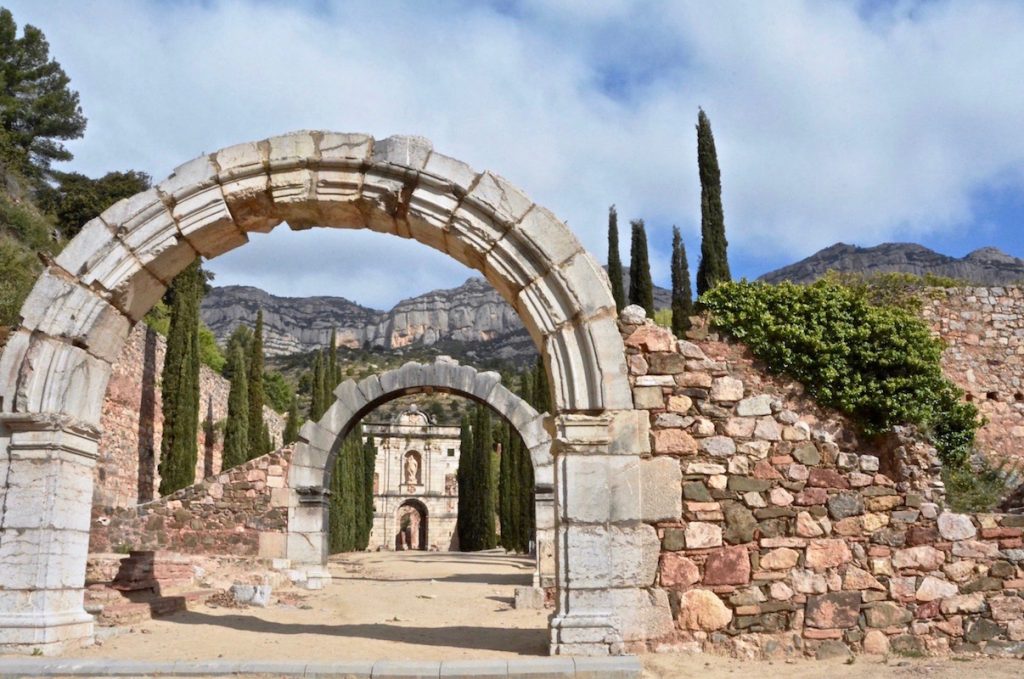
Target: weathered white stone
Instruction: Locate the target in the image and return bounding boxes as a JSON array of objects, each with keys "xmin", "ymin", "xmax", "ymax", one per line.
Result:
[
  {"xmin": 620, "ymin": 305, "xmax": 647, "ymax": 324},
  {"xmin": 641, "ymin": 457, "xmax": 682, "ymax": 522},
  {"xmin": 685, "ymin": 522, "xmax": 722, "ymax": 549},
  {"xmin": 937, "ymin": 513, "xmax": 977, "ymax": 541},
  {"xmin": 915, "ymin": 576, "xmax": 958, "ymax": 602},
  {"xmin": 736, "ymin": 395, "xmax": 773, "ymax": 417},
  {"xmin": 710, "ymin": 376, "xmax": 744, "ymax": 402}
]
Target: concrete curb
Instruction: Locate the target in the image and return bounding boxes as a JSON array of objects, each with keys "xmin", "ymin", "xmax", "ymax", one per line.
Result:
[{"xmin": 0, "ymin": 656, "xmax": 642, "ymax": 678}]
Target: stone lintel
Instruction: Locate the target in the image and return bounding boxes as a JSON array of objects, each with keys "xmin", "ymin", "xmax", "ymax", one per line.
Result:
[{"xmin": 0, "ymin": 413, "xmax": 101, "ymax": 461}]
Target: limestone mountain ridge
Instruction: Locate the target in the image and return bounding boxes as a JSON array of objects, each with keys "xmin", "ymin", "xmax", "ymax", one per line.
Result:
[
  {"xmin": 200, "ymin": 268, "xmax": 671, "ymax": 362},
  {"xmin": 759, "ymin": 242, "xmax": 1024, "ymax": 285}
]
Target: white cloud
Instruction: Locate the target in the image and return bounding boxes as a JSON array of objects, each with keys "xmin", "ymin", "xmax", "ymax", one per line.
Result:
[{"xmin": 6, "ymin": 0, "xmax": 1024, "ymax": 306}]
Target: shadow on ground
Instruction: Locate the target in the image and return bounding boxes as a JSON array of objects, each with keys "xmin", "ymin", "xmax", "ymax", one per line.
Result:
[{"xmin": 163, "ymin": 612, "xmax": 548, "ymax": 654}]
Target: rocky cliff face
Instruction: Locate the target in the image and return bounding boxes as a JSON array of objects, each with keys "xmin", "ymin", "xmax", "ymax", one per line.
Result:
[
  {"xmin": 760, "ymin": 242, "xmax": 1024, "ymax": 285},
  {"xmin": 202, "ymin": 271, "xmax": 672, "ymax": 359}
]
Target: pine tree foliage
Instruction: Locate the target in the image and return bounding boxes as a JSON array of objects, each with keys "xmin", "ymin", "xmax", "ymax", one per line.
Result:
[
  {"xmin": 157, "ymin": 260, "xmax": 202, "ymax": 495},
  {"xmin": 246, "ymin": 309, "xmax": 266, "ymax": 459},
  {"xmin": 695, "ymin": 108, "xmax": 731, "ymax": 296},
  {"xmin": 606, "ymin": 205, "xmax": 625, "ymax": 311},
  {"xmin": 283, "ymin": 397, "xmax": 300, "ymax": 445},
  {"xmin": 222, "ymin": 345, "xmax": 250, "ymax": 470},
  {"xmin": 671, "ymin": 225, "xmax": 694, "ymax": 336},
  {"xmin": 628, "ymin": 219, "xmax": 654, "ymax": 315},
  {"xmin": 0, "ymin": 8, "xmax": 87, "ymax": 180}
]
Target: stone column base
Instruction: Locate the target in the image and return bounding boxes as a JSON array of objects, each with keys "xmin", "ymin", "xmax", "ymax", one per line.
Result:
[
  {"xmin": 0, "ymin": 611, "xmax": 95, "ymax": 656},
  {"xmin": 549, "ymin": 613, "xmax": 623, "ymax": 656}
]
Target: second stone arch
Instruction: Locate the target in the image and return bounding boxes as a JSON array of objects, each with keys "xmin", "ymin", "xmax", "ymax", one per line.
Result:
[{"xmin": 286, "ymin": 357, "xmax": 556, "ymax": 589}]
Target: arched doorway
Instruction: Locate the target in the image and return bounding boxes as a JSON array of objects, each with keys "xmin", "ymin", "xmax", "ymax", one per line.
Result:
[
  {"xmin": 395, "ymin": 499, "xmax": 428, "ymax": 551},
  {"xmin": 0, "ymin": 132, "xmax": 665, "ymax": 656}
]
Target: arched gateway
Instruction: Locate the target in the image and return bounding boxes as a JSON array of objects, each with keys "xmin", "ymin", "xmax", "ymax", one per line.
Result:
[
  {"xmin": 290, "ymin": 358, "xmax": 558, "ymax": 589},
  {"xmin": 0, "ymin": 132, "xmax": 661, "ymax": 656}
]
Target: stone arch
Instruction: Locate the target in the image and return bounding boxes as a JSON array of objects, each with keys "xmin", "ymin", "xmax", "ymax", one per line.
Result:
[
  {"xmin": 0, "ymin": 132, "xmax": 653, "ymax": 657},
  {"xmin": 286, "ymin": 358, "xmax": 557, "ymax": 588}
]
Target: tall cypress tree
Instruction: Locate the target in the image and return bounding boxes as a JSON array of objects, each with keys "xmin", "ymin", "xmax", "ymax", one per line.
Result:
[
  {"xmin": 477, "ymin": 405, "xmax": 497, "ymax": 550},
  {"xmin": 309, "ymin": 351, "xmax": 324, "ymax": 421},
  {"xmin": 328, "ymin": 328, "xmax": 338, "ymax": 387},
  {"xmin": 671, "ymin": 225, "xmax": 694, "ymax": 336},
  {"xmin": 516, "ymin": 431, "xmax": 535, "ymax": 553},
  {"xmin": 283, "ymin": 397, "xmax": 300, "ymax": 445},
  {"xmin": 317, "ymin": 350, "xmax": 330, "ymax": 420},
  {"xmin": 222, "ymin": 345, "xmax": 249, "ymax": 470},
  {"xmin": 695, "ymin": 108, "xmax": 731, "ymax": 295},
  {"xmin": 533, "ymin": 356, "xmax": 551, "ymax": 415},
  {"xmin": 158, "ymin": 260, "xmax": 202, "ymax": 495},
  {"xmin": 628, "ymin": 219, "xmax": 654, "ymax": 316},
  {"xmin": 456, "ymin": 413, "xmax": 474, "ymax": 549},
  {"xmin": 498, "ymin": 420, "xmax": 512, "ymax": 549},
  {"xmin": 362, "ymin": 434, "xmax": 377, "ymax": 545},
  {"xmin": 246, "ymin": 309, "xmax": 266, "ymax": 458},
  {"xmin": 606, "ymin": 205, "xmax": 625, "ymax": 311}
]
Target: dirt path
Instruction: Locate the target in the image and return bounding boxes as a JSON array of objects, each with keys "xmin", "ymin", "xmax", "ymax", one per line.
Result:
[
  {"xmin": 72, "ymin": 551, "xmax": 549, "ymax": 661},
  {"xmin": 62, "ymin": 552, "xmax": 1024, "ymax": 677}
]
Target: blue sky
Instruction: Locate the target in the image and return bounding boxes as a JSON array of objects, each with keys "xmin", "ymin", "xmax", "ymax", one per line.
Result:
[{"xmin": 5, "ymin": 0, "xmax": 1023, "ymax": 308}]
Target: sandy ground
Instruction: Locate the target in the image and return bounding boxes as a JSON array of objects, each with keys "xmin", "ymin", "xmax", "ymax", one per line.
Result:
[{"xmin": 53, "ymin": 552, "xmax": 1024, "ymax": 677}]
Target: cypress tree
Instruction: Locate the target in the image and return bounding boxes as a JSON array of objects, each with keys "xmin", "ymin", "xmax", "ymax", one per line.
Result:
[
  {"xmin": 262, "ymin": 421, "xmax": 273, "ymax": 453},
  {"xmin": 317, "ymin": 350, "xmax": 330, "ymax": 420},
  {"xmin": 505, "ymin": 429, "xmax": 522, "ymax": 552},
  {"xmin": 309, "ymin": 351, "xmax": 324, "ymax": 421},
  {"xmin": 222, "ymin": 345, "xmax": 249, "ymax": 470},
  {"xmin": 456, "ymin": 413, "xmax": 474, "ymax": 549},
  {"xmin": 628, "ymin": 219, "xmax": 654, "ymax": 316},
  {"xmin": 606, "ymin": 205, "xmax": 625, "ymax": 311},
  {"xmin": 498, "ymin": 420, "xmax": 512, "ymax": 549},
  {"xmin": 246, "ymin": 309, "xmax": 266, "ymax": 458},
  {"xmin": 671, "ymin": 226, "xmax": 694, "ymax": 336},
  {"xmin": 533, "ymin": 356, "xmax": 551, "ymax": 415},
  {"xmin": 362, "ymin": 434, "xmax": 377, "ymax": 546},
  {"xmin": 328, "ymin": 328, "xmax": 338, "ymax": 386},
  {"xmin": 283, "ymin": 397, "xmax": 300, "ymax": 445},
  {"xmin": 158, "ymin": 260, "xmax": 202, "ymax": 495},
  {"xmin": 695, "ymin": 108, "xmax": 731, "ymax": 295},
  {"xmin": 477, "ymin": 405, "xmax": 497, "ymax": 550}
]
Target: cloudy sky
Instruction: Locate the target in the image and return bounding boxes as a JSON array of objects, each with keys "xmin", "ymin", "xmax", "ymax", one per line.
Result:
[{"xmin": 6, "ymin": 0, "xmax": 1024, "ymax": 309}]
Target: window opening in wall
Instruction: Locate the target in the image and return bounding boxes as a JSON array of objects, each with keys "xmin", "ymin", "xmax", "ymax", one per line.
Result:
[
  {"xmin": 987, "ymin": 391, "xmax": 999, "ymax": 401},
  {"xmin": 966, "ymin": 394, "xmax": 975, "ymax": 402},
  {"xmin": 1015, "ymin": 393, "xmax": 1024, "ymax": 403}
]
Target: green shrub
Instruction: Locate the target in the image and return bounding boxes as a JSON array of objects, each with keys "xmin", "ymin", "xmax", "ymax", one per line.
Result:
[
  {"xmin": 701, "ymin": 279, "xmax": 980, "ymax": 472},
  {"xmin": 0, "ymin": 235, "xmax": 40, "ymax": 326}
]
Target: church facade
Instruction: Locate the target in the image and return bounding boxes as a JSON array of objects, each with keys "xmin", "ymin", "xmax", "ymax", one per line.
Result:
[{"xmin": 365, "ymin": 406, "xmax": 462, "ymax": 551}]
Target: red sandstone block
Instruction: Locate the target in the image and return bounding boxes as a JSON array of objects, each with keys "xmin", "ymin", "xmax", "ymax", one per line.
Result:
[
  {"xmin": 1000, "ymin": 538, "xmax": 1023, "ymax": 549},
  {"xmin": 1004, "ymin": 579, "xmax": 1024, "ymax": 589},
  {"xmin": 770, "ymin": 455, "xmax": 793, "ymax": 465},
  {"xmin": 868, "ymin": 546, "xmax": 891, "ymax": 557},
  {"xmin": 982, "ymin": 527, "xmax": 1022, "ymax": 539},
  {"xmin": 803, "ymin": 628, "xmax": 843, "ymax": 640}
]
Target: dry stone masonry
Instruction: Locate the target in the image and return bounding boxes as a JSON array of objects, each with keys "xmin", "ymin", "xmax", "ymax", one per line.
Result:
[
  {"xmin": 923, "ymin": 287, "xmax": 1024, "ymax": 461},
  {"xmin": 622, "ymin": 306, "xmax": 1024, "ymax": 659}
]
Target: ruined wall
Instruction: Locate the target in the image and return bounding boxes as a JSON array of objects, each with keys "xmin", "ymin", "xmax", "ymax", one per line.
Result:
[
  {"xmin": 922, "ymin": 286, "xmax": 1024, "ymax": 460},
  {"xmin": 95, "ymin": 324, "xmax": 286, "ymax": 509},
  {"xmin": 624, "ymin": 315, "xmax": 1024, "ymax": 659},
  {"xmin": 90, "ymin": 448, "xmax": 292, "ymax": 557}
]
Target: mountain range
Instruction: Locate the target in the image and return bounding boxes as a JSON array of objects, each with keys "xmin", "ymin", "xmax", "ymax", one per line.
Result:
[
  {"xmin": 759, "ymin": 243, "xmax": 1024, "ymax": 285},
  {"xmin": 201, "ymin": 243, "xmax": 1024, "ymax": 363}
]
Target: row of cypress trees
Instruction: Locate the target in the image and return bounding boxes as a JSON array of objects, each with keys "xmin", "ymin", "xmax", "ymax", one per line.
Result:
[
  {"xmin": 457, "ymin": 404, "xmax": 497, "ymax": 551},
  {"xmin": 328, "ymin": 428, "xmax": 377, "ymax": 553},
  {"xmin": 606, "ymin": 108, "xmax": 731, "ymax": 334},
  {"xmin": 222, "ymin": 310, "xmax": 275, "ymax": 470}
]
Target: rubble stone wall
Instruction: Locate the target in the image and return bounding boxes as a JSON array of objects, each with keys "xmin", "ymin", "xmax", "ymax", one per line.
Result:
[
  {"xmin": 623, "ymin": 316, "xmax": 1024, "ymax": 659},
  {"xmin": 922, "ymin": 286, "xmax": 1024, "ymax": 460},
  {"xmin": 95, "ymin": 324, "xmax": 286, "ymax": 509},
  {"xmin": 89, "ymin": 447, "xmax": 293, "ymax": 557}
]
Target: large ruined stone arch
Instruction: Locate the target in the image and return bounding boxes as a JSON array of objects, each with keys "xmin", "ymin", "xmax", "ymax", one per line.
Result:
[
  {"xmin": 287, "ymin": 358, "xmax": 557, "ymax": 588},
  {"xmin": 0, "ymin": 132, "xmax": 658, "ymax": 657}
]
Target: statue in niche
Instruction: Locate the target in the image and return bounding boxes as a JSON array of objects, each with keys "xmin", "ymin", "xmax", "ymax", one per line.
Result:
[{"xmin": 404, "ymin": 453, "xmax": 420, "ymax": 485}]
